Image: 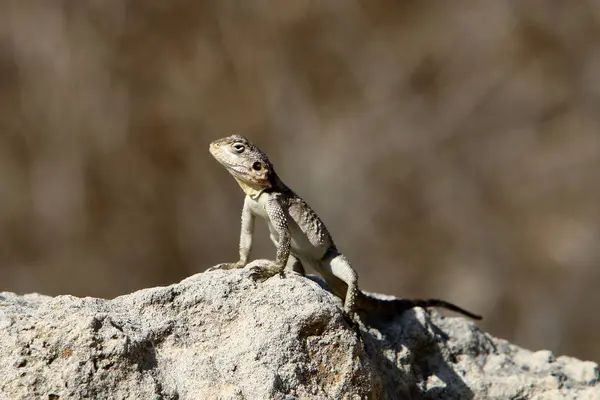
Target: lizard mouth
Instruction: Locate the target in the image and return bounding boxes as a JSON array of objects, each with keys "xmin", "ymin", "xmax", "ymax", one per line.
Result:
[
  {"xmin": 208, "ymin": 142, "xmax": 247, "ymax": 180},
  {"xmin": 208, "ymin": 142, "xmax": 228, "ymax": 166},
  {"xmin": 208, "ymin": 141, "xmax": 219, "ymax": 157}
]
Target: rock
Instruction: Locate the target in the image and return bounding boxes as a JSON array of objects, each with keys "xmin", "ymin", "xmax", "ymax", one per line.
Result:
[{"xmin": 0, "ymin": 260, "xmax": 598, "ymax": 399}]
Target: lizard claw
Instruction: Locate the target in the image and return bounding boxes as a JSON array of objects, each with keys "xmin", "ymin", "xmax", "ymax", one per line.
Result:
[
  {"xmin": 246, "ymin": 266, "xmax": 282, "ymax": 282},
  {"xmin": 342, "ymin": 310, "xmax": 357, "ymax": 326},
  {"xmin": 245, "ymin": 260, "xmax": 285, "ymax": 282},
  {"xmin": 205, "ymin": 261, "xmax": 246, "ymax": 272},
  {"xmin": 205, "ymin": 264, "xmax": 228, "ymax": 272}
]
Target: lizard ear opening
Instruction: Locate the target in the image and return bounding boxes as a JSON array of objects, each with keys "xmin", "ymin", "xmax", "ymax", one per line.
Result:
[{"xmin": 252, "ymin": 161, "xmax": 262, "ymax": 171}]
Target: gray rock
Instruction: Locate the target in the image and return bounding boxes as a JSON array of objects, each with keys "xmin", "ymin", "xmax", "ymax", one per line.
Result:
[{"xmin": 0, "ymin": 260, "xmax": 598, "ymax": 399}]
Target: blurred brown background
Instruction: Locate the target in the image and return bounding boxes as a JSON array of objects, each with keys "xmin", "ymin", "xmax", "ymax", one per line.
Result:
[{"xmin": 1, "ymin": 0, "xmax": 599, "ymax": 361}]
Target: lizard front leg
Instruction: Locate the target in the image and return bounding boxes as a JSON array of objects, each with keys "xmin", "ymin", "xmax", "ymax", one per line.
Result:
[
  {"xmin": 247, "ymin": 194, "xmax": 291, "ymax": 280},
  {"xmin": 269, "ymin": 234, "xmax": 305, "ymax": 274},
  {"xmin": 206, "ymin": 197, "xmax": 255, "ymax": 272}
]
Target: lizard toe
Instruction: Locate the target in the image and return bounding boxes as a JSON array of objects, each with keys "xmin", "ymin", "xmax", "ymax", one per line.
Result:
[
  {"xmin": 205, "ymin": 263, "xmax": 229, "ymax": 272},
  {"xmin": 342, "ymin": 310, "xmax": 356, "ymax": 326},
  {"xmin": 206, "ymin": 262, "xmax": 245, "ymax": 272},
  {"xmin": 246, "ymin": 262, "xmax": 284, "ymax": 282}
]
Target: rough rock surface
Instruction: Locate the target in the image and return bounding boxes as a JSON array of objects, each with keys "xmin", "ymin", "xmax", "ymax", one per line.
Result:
[{"xmin": 0, "ymin": 261, "xmax": 598, "ymax": 400}]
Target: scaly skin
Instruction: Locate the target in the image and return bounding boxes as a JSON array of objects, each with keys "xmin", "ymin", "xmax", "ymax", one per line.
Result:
[{"xmin": 207, "ymin": 135, "xmax": 482, "ymax": 320}]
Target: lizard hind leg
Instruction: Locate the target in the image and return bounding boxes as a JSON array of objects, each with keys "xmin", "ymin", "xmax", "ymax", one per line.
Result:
[{"xmin": 321, "ymin": 250, "xmax": 359, "ymax": 314}]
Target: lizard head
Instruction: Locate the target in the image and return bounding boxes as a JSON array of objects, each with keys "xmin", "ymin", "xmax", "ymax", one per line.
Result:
[{"xmin": 209, "ymin": 135, "xmax": 275, "ymax": 196}]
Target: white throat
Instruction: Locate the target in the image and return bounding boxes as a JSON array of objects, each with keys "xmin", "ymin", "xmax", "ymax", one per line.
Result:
[{"xmin": 235, "ymin": 178, "xmax": 268, "ymax": 200}]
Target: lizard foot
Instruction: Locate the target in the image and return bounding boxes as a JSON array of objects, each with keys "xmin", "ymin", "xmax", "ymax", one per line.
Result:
[
  {"xmin": 342, "ymin": 310, "xmax": 359, "ymax": 328},
  {"xmin": 245, "ymin": 260, "xmax": 285, "ymax": 282},
  {"xmin": 205, "ymin": 261, "xmax": 246, "ymax": 272}
]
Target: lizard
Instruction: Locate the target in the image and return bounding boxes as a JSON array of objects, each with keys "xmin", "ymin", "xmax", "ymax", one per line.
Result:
[{"xmin": 207, "ymin": 134, "xmax": 482, "ymax": 320}]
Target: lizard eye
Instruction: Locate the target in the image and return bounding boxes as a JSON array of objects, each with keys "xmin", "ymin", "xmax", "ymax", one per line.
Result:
[
  {"xmin": 252, "ymin": 161, "xmax": 262, "ymax": 171},
  {"xmin": 232, "ymin": 143, "xmax": 245, "ymax": 153}
]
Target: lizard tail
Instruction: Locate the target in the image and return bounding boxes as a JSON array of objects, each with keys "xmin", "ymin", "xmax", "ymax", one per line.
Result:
[{"xmin": 356, "ymin": 292, "xmax": 482, "ymax": 320}]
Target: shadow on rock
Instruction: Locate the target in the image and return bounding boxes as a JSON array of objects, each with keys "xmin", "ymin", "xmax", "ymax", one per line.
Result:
[{"xmin": 359, "ymin": 310, "xmax": 475, "ymax": 400}]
